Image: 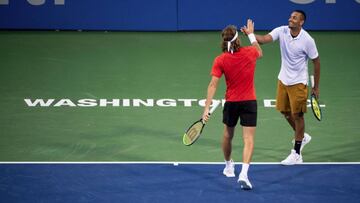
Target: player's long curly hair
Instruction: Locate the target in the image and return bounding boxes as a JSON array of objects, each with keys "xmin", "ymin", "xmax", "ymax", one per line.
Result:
[{"xmin": 221, "ymin": 25, "xmax": 241, "ymax": 53}]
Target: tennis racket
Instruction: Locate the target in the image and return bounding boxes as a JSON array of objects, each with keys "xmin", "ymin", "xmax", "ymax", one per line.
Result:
[
  {"xmin": 183, "ymin": 101, "xmax": 221, "ymax": 146},
  {"xmin": 310, "ymin": 75, "xmax": 322, "ymax": 121}
]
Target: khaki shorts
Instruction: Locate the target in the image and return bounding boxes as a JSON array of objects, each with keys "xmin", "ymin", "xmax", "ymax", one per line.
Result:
[{"xmin": 276, "ymin": 80, "xmax": 308, "ymax": 114}]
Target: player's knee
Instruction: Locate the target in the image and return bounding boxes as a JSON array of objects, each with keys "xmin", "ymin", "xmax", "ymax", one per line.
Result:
[
  {"xmin": 224, "ymin": 126, "xmax": 235, "ymax": 139},
  {"xmin": 292, "ymin": 112, "xmax": 304, "ymax": 120},
  {"xmin": 281, "ymin": 111, "xmax": 291, "ymax": 119}
]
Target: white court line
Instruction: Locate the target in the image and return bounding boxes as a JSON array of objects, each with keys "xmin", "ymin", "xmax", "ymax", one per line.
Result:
[{"xmin": 0, "ymin": 161, "xmax": 359, "ymax": 165}]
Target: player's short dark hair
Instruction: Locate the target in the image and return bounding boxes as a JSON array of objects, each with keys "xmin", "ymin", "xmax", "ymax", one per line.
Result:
[{"xmin": 293, "ymin": 10, "xmax": 306, "ymax": 22}]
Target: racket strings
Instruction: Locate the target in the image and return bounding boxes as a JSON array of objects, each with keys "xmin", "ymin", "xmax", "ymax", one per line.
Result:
[
  {"xmin": 187, "ymin": 123, "xmax": 203, "ymax": 140},
  {"xmin": 183, "ymin": 122, "xmax": 203, "ymax": 145},
  {"xmin": 311, "ymin": 96, "xmax": 322, "ymax": 121}
]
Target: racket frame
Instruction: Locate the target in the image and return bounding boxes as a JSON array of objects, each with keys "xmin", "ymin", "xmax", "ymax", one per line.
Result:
[
  {"xmin": 310, "ymin": 75, "xmax": 322, "ymax": 121},
  {"xmin": 182, "ymin": 100, "xmax": 221, "ymax": 146},
  {"xmin": 182, "ymin": 119, "xmax": 205, "ymax": 146},
  {"xmin": 310, "ymin": 93, "xmax": 322, "ymax": 121}
]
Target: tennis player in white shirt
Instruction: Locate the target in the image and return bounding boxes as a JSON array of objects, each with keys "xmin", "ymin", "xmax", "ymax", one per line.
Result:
[{"xmin": 252, "ymin": 10, "xmax": 321, "ymax": 165}]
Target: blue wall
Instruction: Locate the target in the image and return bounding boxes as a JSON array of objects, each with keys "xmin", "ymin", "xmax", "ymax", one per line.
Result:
[{"xmin": 0, "ymin": 0, "xmax": 359, "ymax": 31}]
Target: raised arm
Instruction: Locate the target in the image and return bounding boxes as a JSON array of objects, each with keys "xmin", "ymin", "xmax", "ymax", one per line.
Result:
[
  {"xmin": 241, "ymin": 19, "xmax": 263, "ymax": 58},
  {"xmin": 255, "ymin": 34, "xmax": 273, "ymax": 45}
]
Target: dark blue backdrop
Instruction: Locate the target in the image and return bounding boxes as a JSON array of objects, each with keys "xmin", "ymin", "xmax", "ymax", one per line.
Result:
[{"xmin": 0, "ymin": 0, "xmax": 360, "ymax": 30}]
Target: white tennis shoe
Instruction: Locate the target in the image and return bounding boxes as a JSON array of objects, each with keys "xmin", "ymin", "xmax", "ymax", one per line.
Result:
[
  {"xmin": 281, "ymin": 149, "xmax": 303, "ymax": 165},
  {"xmin": 292, "ymin": 133, "xmax": 312, "ymax": 151},
  {"xmin": 238, "ymin": 174, "xmax": 252, "ymax": 190},
  {"xmin": 223, "ymin": 160, "xmax": 235, "ymax": 177}
]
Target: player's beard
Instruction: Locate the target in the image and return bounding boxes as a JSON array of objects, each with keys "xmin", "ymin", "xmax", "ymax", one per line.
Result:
[
  {"xmin": 288, "ymin": 22, "xmax": 295, "ymax": 29},
  {"xmin": 288, "ymin": 22, "xmax": 300, "ymax": 32}
]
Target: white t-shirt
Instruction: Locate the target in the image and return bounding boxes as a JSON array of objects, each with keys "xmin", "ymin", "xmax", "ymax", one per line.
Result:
[{"xmin": 269, "ymin": 26, "xmax": 319, "ymax": 85}]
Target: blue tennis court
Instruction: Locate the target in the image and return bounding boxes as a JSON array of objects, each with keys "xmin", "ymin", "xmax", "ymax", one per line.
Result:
[{"xmin": 1, "ymin": 163, "xmax": 359, "ymax": 202}]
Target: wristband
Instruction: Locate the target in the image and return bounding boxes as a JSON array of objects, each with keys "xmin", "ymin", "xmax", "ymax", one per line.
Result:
[{"xmin": 248, "ymin": 33, "xmax": 257, "ymax": 44}]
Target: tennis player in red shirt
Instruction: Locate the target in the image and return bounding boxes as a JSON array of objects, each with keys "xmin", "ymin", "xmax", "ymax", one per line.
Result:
[{"xmin": 202, "ymin": 19, "xmax": 262, "ymax": 190}]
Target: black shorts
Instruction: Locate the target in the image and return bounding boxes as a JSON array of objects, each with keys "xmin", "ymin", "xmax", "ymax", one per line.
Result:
[{"xmin": 223, "ymin": 100, "xmax": 257, "ymax": 127}]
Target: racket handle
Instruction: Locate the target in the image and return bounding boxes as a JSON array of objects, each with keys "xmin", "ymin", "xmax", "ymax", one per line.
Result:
[
  {"xmin": 209, "ymin": 100, "xmax": 221, "ymax": 114},
  {"xmin": 310, "ymin": 75, "xmax": 315, "ymax": 88}
]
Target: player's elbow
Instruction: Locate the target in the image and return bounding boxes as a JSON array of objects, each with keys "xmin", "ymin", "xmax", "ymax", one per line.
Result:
[
  {"xmin": 313, "ymin": 56, "xmax": 320, "ymax": 64},
  {"xmin": 209, "ymin": 81, "xmax": 217, "ymax": 89}
]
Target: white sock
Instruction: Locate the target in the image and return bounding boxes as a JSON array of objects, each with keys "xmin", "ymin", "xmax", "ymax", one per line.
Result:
[
  {"xmin": 240, "ymin": 163, "xmax": 250, "ymax": 177},
  {"xmin": 225, "ymin": 159, "xmax": 233, "ymax": 167}
]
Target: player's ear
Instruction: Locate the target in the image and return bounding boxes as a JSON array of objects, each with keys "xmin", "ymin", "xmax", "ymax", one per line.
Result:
[{"xmin": 300, "ymin": 20, "xmax": 304, "ymax": 27}]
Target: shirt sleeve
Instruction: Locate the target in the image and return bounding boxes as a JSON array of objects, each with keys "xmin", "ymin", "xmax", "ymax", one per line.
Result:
[
  {"xmin": 250, "ymin": 46, "xmax": 260, "ymax": 59},
  {"xmin": 305, "ymin": 37, "xmax": 319, "ymax": 59},
  {"xmin": 269, "ymin": 26, "xmax": 283, "ymax": 42},
  {"xmin": 211, "ymin": 56, "xmax": 223, "ymax": 78}
]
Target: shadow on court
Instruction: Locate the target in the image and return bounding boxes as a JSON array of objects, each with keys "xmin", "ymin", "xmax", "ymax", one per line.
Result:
[{"xmin": 0, "ymin": 163, "xmax": 359, "ymax": 202}]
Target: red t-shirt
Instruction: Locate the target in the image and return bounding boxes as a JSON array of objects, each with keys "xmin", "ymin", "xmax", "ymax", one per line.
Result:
[{"xmin": 211, "ymin": 46, "xmax": 260, "ymax": 101}]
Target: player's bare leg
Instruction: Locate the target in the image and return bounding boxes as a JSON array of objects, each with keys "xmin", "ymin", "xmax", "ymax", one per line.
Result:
[
  {"xmin": 293, "ymin": 113, "xmax": 305, "ymax": 142},
  {"xmin": 238, "ymin": 126, "xmax": 255, "ymax": 190},
  {"xmin": 242, "ymin": 127, "xmax": 255, "ymax": 164},
  {"xmin": 222, "ymin": 125, "xmax": 235, "ymax": 161},
  {"xmin": 222, "ymin": 125, "xmax": 235, "ymax": 177},
  {"xmin": 282, "ymin": 111, "xmax": 311, "ymax": 151},
  {"xmin": 282, "ymin": 111, "xmax": 295, "ymax": 131},
  {"xmin": 281, "ymin": 113, "xmax": 305, "ymax": 165}
]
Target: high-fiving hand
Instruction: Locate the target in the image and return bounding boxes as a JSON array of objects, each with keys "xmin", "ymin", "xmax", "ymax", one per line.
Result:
[{"xmin": 241, "ymin": 19, "xmax": 255, "ymax": 35}]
